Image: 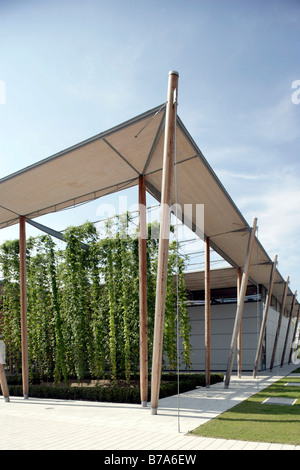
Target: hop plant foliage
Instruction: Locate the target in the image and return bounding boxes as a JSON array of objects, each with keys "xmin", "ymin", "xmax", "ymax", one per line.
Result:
[{"xmin": 0, "ymin": 217, "xmax": 192, "ymax": 382}]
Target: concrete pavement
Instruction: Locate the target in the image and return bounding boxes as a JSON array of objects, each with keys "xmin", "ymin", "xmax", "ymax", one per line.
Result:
[{"xmin": 0, "ymin": 363, "xmax": 299, "ymax": 450}]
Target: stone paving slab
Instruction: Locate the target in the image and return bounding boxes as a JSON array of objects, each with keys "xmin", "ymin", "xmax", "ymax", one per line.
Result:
[
  {"xmin": 262, "ymin": 397, "xmax": 297, "ymax": 406},
  {"xmin": 0, "ymin": 363, "xmax": 300, "ymax": 451}
]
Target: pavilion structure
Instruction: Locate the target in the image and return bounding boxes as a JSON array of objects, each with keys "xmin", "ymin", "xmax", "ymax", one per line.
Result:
[{"xmin": 0, "ymin": 72, "xmax": 298, "ymax": 413}]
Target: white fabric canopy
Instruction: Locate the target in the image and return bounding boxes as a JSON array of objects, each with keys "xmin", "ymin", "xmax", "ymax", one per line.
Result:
[{"xmin": 0, "ymin": 104, "xmax": 297, "ymax": 314}]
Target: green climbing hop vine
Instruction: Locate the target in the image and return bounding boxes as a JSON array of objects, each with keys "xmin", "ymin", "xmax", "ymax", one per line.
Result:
[
  {"xmin": 27, "ymin": 235, "xmax": 56, "ymax": 381},
  {"xmin": 0, "ymin": 240, "xmax": 22, "ymax": 373},
  {"xmin": 60, "ymin": 222, "xmax": 98, "ymax": 380},
  {"xmin": 0, "ymin": 216, "xmax": 192, "ymax": 383}
]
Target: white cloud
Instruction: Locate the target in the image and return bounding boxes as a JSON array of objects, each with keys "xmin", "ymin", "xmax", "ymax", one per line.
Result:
[
  {"xmin": 217, "ymin": 169, "xmax": 271, "ymax": 182},
  {"xmin": 236, "ymin": 177, "xmax": 300, "ymax": 291},
  {"xmin": 209, "ymin": 145, "xmax": 255, "ymax": 163},
  {"xmin": 256, "ymin": 190, "xmax": 300, "ymax": 247},
  {"xmin": 253, "ymin": 96, "xmax": 299, "ymax": 144},
  {"xmin": 212, "ymin": 159, "xmax": 300, "ymax": 291}
]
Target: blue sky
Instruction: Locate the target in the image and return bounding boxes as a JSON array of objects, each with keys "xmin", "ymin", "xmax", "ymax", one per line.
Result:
[{"xmin": 0, "ymin": 0, "xmax": 300, "ymax": 293}]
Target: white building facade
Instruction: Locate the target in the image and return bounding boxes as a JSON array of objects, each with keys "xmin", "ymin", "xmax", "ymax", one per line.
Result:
[{"xmin": 178, "ymin": 271, "xmax": 298, "ymax": 373}]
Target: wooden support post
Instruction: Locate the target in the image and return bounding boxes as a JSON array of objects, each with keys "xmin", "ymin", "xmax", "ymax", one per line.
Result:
[
  {"xmin": 288, "ymin": 306, "xmax": 300, "ymax": 364},
  {"xmin": 139, "ymin": 175, "xmax": 148, "ymax": 407},
  {"xmin": 205, "ymin": 237, "xmax": 211, "ymax": 387},
  {"xmin": 237, "ymin": 267, "xmax": 242, "ymax": 378},
  {"xmin": 281, "ymin": 291, "xmax": 297, "ymax": 366},
  {"xmin": 20, "ymin": 216, "xmax": 29, "ymax": 399},
  {"xmin": 253, "ymin": 255, "xmax": 278, "ymax": 378},
  {"xmin": 0, "ymin": 339, "xmax": 9, "ymax": 402},
  {"xmin": 224, "ymin": 217, "xmax": 257, "ymax": 389},
  {"xmin": 151, "ymin": 71, "xmax": 179, "ymax": 415},
  {"xmin": 270, "ymin": 276, "xmax": 289, "ymax": 370},
  {"xmin": 0, "ymin": 363, "xmax": 9, "ymax": 402}
]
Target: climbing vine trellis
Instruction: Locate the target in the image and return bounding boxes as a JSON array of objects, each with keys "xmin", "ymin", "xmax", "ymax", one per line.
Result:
[{"xmin": 0, "ymin": 217, "xmax": 192, "ymax": 383}]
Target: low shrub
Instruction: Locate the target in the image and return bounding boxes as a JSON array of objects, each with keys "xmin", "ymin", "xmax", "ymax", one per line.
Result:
[{"xmin": 4, "ymin": 373, "xmax": 224, "ymax": 404}]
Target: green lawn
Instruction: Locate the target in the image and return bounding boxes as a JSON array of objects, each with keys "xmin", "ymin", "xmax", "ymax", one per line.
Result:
[{"xmin": 191, "ymin": 370, "xmax": 300, "ymax": 446}]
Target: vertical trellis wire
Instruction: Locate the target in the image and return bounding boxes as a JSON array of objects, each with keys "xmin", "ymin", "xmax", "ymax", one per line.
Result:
[{"xmin": 173, "ymin": 94, "xmax": 181, "ymax": 433}]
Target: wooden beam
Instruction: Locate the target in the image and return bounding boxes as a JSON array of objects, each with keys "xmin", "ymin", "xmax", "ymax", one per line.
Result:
[
  {"xmin": 237, "ymin": 267, "xmax": 242, "ymax": 378},
  {"xmin": 288, "ymin": 306, "xmax": 300, "ymax": 364},
  {"xmin": 138, "ymin": 175, "xmax": 148, "ymax": 407},
  {"xmin": 270, "ymin": 276, "xmax": 289, "ymax": 370},
  {"xmin": 20, "ymin": 216, "xmax": 29, "ymax": 399},
  {"xmin": 224, "ymin": 217, "xmax": 257, "ymax": 388},
  {"xmin": 205, "ymin": 237, "xmax": 211, "ymax": 387},
  {"xmin": 151, "ymin": 71, "xmax": 179, "ymax": 415},
  {"xmin": 142, "ymin": 110, "xmax": 166, "ymax": 175},
  {"xmin": 253, "ymin": 255, "xmax": 278, "ymax": 378},
  {"xmin": 281, "ymin": 291, "xmax": 297, "ymax": 366}
]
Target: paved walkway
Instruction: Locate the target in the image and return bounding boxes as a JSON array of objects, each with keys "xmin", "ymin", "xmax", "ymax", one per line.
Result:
[{"xmin": 1, "ymin": 364, "xmax": 300, "ymax": 450}]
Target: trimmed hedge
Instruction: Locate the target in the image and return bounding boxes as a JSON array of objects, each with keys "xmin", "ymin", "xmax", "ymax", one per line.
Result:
[{"xmin": 3, "ymin": 373, "xmax": 224, "ymax": 404}]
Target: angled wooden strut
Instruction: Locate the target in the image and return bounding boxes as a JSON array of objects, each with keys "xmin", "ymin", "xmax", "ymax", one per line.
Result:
[
  {"xmin": 236, "ymin": 267, "xmax": 242, "ymax": 378},
  {"xmin": 151, "ymin": 71, "xmax": 179, "ymax": 415},
  {"xmin": 20, "ymin": 216, "xmax": 29, "ymax": 399},
  {"xmin": 253, "ymin": 254, "xmax": 278, "ymax": 378},
  {"xmin": 224, "ymin": 217, "xmax": 257, "ymax": 389},
  {"xmin": 0, "ymin": 339, "xmax": 9, "ymax": 402},
  {"xmin": 270, "ymin": 276, "xmax": 289, "ymax": 370},
  {"xmin": 205, "ymin": 237, "xmax": 211, "ymax": 387},
  {"xmin": 281, "ymin": 291, "xmax": 297, "ymax": 367},
  {"xmin": 0, "ymin": 363, "xmax": 9, "ymax": 402},
  {"xmin": 138, "ymin": 175, "xmax": 148, "ymax": 406}
]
